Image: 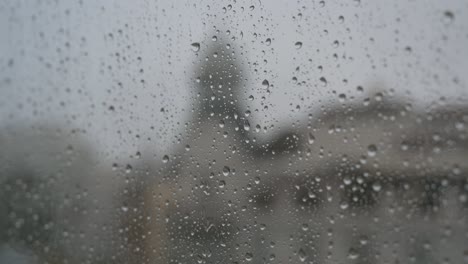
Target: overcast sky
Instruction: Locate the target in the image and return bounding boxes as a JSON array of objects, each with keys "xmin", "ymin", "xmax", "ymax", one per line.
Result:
[{"xmin": 1, "ymin": 0, "xmax": 467, "ymax": 161}]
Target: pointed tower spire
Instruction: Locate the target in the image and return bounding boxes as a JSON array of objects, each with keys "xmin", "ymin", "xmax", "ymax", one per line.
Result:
[{"xmin": 192, "ymin": 34, "xmax": 245, "ymax": 121}]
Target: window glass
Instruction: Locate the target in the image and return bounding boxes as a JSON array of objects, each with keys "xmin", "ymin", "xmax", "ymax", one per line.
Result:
[{"xmin": 1, "ymin": 1, "xmax": 467, "ymax": 263}]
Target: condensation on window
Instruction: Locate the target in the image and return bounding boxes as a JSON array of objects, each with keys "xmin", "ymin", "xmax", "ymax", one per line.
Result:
[{"xmin": 1, "ymin": 1, "xmax": 467, "ymax": 263}]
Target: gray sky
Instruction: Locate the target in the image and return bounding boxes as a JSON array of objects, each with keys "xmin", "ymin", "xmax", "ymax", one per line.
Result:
[{"xmin": 1, "ymin": 0, "xmax": 467, "ymax": 161}]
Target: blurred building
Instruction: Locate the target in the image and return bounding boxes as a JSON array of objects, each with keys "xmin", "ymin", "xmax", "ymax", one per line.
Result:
[
  {"xmin": 0, "ymin": 124, "xmax": 118, "ymax": 264},
  {"xmin": 140, "ymin": 35, "xmax": 468, "ymax": 264}
]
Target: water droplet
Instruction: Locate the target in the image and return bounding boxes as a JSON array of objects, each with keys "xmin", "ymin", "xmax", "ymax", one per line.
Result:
[
  {"xmin": 265, "ymin": 38, "xmax": 271, "ymax": 46},
  {"xmin": 308, "ymin": 190, "xmax": 316, "ymax": 199},
  {"xmin": 262, "ymin": 79, "xmax": 270, "ymax": 89},
  {"xmin": 162, "ymin": 155, "xmax": 170, "ymax": 163},
  {"xmin": 125, "ymin": 164, "xmax": 132, "ymax": 173},
  {"xmin": 367, "ymin": 144, "xmax": 377, "ymax": 157},
  {"xmin": 212, "ymin": 35, "xmax": 217, "ymax": 42},
  {"xmin": 343, "ymin": 176, "xmax": 352, "ymax": 185},
  {"xmin": 338, "ymin": 93, "xmax": 346, "ymax": 102},
  {"xmin": 372, "ymin": 181, "xmax": 382, "ymax": 192},
  {"xmin": 245, "ymin": 252, "xmax": 253, "ymax": 261},
  {"xmin": 340, "ymin": 201, "xmax": 349, "ymax": 210},
  {"xmin": 298, "ymin": 248, "xmax": 307, "ymax": 262},
  {"xmin": 222, "ymin": 166, "xmax": 230, "ymax": 176},
  {"xmin": 308, "ymin": 133, "xmax": 315, "ymax": 144},
  {"xmin": 338, "ymin": 15, "xmax": 344, "ymax": 23},
  {"xmin": 295, "ymin": 41, "xmax": 303, "ymax": 49},
  {"xmin": 459, "ymin": 194, "xmax": 467, "ymax": 203},
  {"xmin": 405, "ymin": 46, "xmax": 412, "ymax": 54},
  {"xmin": 319, "ymin": 77, "xmax": 327, "ymax": 87},
  {"xmin": 363, "ymin": 98, "xmax": 370, "ymax": 106},
  {"xmin": 191, "ymin": 42, "xmax": 200, "ymax": 52},
  {"xmin": 332, "ymin": 40, "xmax": 339, "ymax": 48},
  {"xmin": 359, "ymin": 235, "xmax": 369, "ymax": 245},
  {"xmin": 255, "ymin": 124, "xmax": 261, "ymax": 132},
  {"xmin": 348, "ymin": 248, "xmax": 359, "ymax": 260},
  {"xmin": 218, "ymin": 180, "xmax": 226, "ymax": 188},
  {"xmin": 243, "ymin": 120, "xmax": 251, "ymax": 131},
  {"xmin": 443, "ymin": 10, "xmax": 454, "ymax": 25},
  {"xmin": 375, "ymin": 92, "xmax": 383, "ymax": 102},
  {"xmin": 400, "ymin": 141, "xmax": 409, "ymax": 151}
]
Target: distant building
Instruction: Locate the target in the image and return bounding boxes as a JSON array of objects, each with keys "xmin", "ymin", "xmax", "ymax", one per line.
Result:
[{"xmin": 139, "ymin": 35, "xmax": 468, "ymax": 264}]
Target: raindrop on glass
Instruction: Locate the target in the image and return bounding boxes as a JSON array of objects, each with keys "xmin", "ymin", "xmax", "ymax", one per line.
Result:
[
  {"xmin": 223, "ymin": 166, "xmax": 231, "ymax": 176},
  {"xmin": 443, "ymin": 10, "xmax": 454, "ymax": 25},
  {"xmin": 295, "ymin": 41, "xmax": 303, "ymax": 49},
  {"xmin": 191, "ymin": 42, "xmax": 200, "ymax": 52},
  {"xmin": 367, "ymin": 144, "xmax": 377, "ymax": 157}
]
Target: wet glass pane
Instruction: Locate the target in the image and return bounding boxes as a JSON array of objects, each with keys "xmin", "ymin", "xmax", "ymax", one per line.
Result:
[{"xmin": 1, "ymin": 1, "xmax": 468, "ymax": 263}]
